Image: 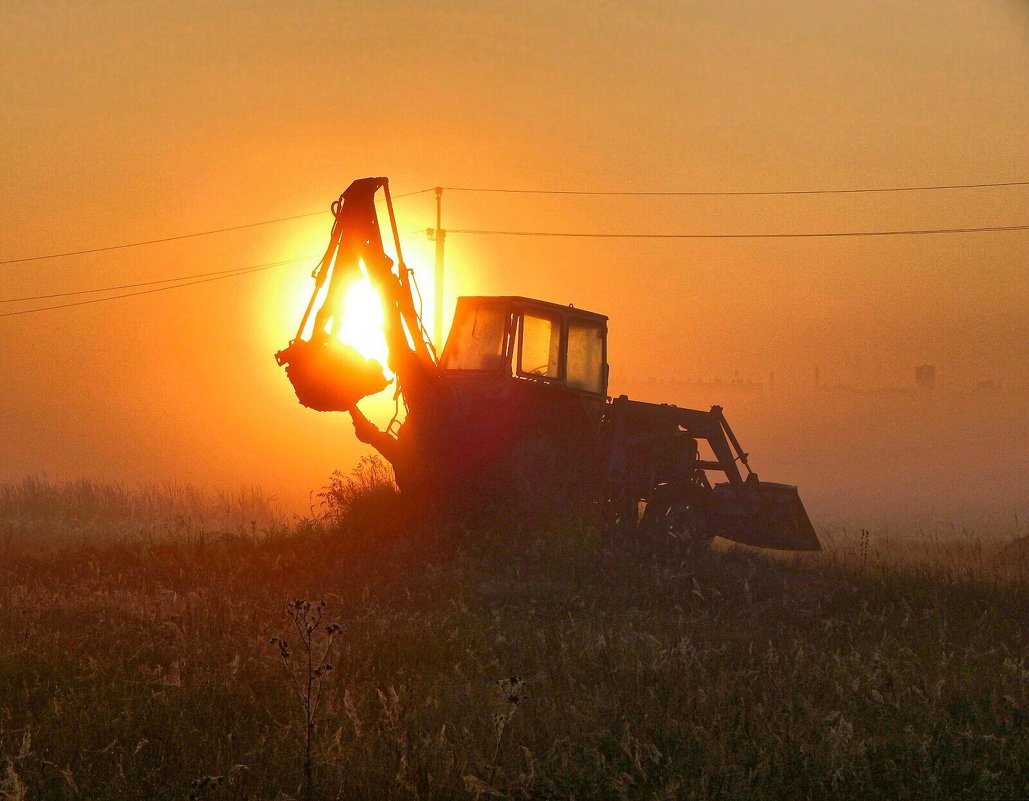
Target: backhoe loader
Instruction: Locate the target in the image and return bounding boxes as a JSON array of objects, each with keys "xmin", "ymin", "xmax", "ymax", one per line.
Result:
[{"xmin": 275, "ymin": 177, "xmax": 819, "ymax": 550}]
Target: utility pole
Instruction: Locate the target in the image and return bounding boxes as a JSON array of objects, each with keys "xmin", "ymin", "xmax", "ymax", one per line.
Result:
[{"xmin": 430, "ymin": 187, "xmax": 446, "ymax": 348}]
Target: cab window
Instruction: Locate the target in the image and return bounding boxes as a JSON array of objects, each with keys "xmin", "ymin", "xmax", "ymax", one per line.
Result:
[
  {"xmin": 566, "ymin": 318, "xmax": 605, "ymax": 394},
  {"xmin": 443, "ymin": 305, "xmax": 508, "ymax": 371},
  {"xmin": 519, "ymin": 311, "xmax": 562, "ymax": 379}
]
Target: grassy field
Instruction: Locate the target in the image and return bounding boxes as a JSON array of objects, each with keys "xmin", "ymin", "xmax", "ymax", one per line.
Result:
[{"xmin": 0, "ymin": 472, "xmax": 1027, "ymax": 800}]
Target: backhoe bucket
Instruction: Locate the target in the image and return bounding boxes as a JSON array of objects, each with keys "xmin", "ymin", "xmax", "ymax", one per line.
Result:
[
  {"xmin": 275, "ymin": 337, "xmax": 388, "ymax": 412},
  {"xmin": 709, "ymin": 482, "xmax": 820, "ymax": 551}
]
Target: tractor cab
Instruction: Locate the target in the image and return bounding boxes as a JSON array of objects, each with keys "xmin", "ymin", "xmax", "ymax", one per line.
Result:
[{"xmin": 440, "ymin": 296, "xmax": 609, "ymax": 396}]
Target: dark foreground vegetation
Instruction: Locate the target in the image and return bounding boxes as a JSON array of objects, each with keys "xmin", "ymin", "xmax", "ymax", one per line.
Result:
[{"xmin": 1, "ymin": 472, "xmax": 1027, "ymax": 800}]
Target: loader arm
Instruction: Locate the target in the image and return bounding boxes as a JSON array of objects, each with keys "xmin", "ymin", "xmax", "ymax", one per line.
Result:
[
  {"xmin": 312, "ymin": 177, "xmax": 435, "ymax": 375},
  {"xmin": 605, "ymin": 396, "xmax": 820, "ymax": 551},
  {"xmin": 275, "ymin": 178, "xmax": 439, "ymax": 426}
]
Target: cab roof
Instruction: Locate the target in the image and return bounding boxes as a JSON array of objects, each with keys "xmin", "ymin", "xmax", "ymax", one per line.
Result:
[{"xmin": 456, "ymin": 295, "xmax": 608, "ymax": 323}]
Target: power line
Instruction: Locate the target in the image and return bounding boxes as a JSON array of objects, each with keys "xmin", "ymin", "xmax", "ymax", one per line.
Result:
[
  {"xmin": 0, "ymin": 260, "xmax": 308, "ymax": 303},
  {"xmin": 441, "ymin": 180, "xmax": 1029, "ymax": 197},
  {"xmin": 4, "ymin": 182, "xmax": 1024, "ymax": 318},
  {"xmin": 2, "ymin": 181, "xmax": 1022, "ymax": 267},
  {"xmin": 444, "ymin": 223, "xmax": 1029, "ymax": 239},
  {"xmin": 383, "ymin": 188, "xmax": 437, "ymax": 200},
  {"xmin": 5, "ymin": 219, "xmax": 1026, "ymax": 320},
  {"xmin": 0, "ymin": 187, "xmax": 434, "ymax": 267},
  {"xmin": 0, "ymin": 214, "xmax": 323, "ymax": 267},
  {"xmin": 0, "ymin": 259, "xmax": 296, "ymax": 318}
]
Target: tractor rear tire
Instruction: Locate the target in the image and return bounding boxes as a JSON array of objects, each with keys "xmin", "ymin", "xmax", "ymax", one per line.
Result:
[{"xmin": 640, "ymin": 485, "xmax": 715, "ymax": 550}]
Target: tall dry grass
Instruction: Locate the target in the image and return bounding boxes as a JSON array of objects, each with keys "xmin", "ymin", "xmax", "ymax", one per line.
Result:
[
  {"xmin": 0, "ymin": 475, "xmax": 288, "ymax": 545},
  {"xmin": 816, "ymin": 520, "xmax": 1029, "ymax": 584},
  {"xmin": 0, "ymin": 469, "xmax": 1025, "ymax": 800}
]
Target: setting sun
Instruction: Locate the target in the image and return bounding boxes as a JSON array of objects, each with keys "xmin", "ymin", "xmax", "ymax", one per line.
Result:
[{"xmin": 334, "ymin": 275, "xmax": 390, "ymax": 371}]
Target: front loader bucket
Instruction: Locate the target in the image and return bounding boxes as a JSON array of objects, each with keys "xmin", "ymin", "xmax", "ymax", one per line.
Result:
[{"xmin": 709, "ymin": 482, "xmax": 821, "ymax": 551}]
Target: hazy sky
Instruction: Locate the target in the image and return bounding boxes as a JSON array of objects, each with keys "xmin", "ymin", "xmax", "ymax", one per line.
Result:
[{"xmin": 1, "ymin": 1, "xmax": 1026, "ymax": 519}]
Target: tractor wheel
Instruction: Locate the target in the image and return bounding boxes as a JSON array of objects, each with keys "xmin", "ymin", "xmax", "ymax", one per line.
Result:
[
  {"xmin": 603, "ymin": 494, "xmax": 641, "ymax": 533},
  {"xmin": 640, "ymin": 485, "xmax": 715, "ymax": 549}
]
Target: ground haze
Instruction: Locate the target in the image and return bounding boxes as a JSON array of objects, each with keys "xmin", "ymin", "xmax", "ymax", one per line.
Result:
[{"xmin": 1, "ymin": 2, "xmax": 1026, "ymax": 520}]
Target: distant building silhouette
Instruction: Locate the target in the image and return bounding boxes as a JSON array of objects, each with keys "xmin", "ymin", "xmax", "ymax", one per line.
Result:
[{"xmin": 915, "ymin": 364, "xmax": 936, "ymax": 391}]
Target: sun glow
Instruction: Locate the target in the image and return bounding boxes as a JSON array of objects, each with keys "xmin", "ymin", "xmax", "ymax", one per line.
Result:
[{"xmin": 334, "ymin": 276, "xmax": 391, "ymax": 370}]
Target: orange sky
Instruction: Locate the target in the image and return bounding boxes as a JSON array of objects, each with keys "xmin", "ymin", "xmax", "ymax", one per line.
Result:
[{"xmin": 1, "ymin": 1, "xmax": 1026, "ymax": 522}]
